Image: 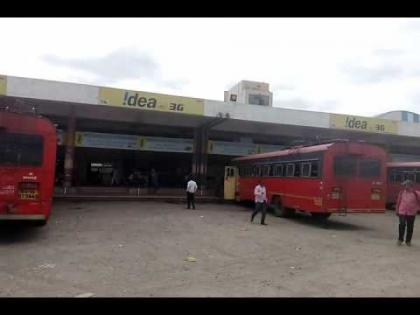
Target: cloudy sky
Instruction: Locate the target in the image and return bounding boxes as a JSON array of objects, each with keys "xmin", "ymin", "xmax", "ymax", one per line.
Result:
[{"xmin": 1, "ymin": 18, "xmax": 420, "ymax": 116}]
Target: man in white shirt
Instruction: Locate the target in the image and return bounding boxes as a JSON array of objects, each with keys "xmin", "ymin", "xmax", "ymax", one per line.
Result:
[
  {"xmin": 251, "ymin": 179, "xmax": 268, "ymax": 225},
  {"xmin": 186, "ymin": 176, "xmax": 198, "ymax": 210}
]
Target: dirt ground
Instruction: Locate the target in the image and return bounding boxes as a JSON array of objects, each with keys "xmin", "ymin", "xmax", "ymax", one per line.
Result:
[{"xmin": 1, "ymin": 200, "xmax": 420, "ymax": 297}]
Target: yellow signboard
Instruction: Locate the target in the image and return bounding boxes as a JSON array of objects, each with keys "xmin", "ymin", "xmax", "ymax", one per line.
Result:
[
  {"xmin": 330, "ymin": 114, "xmax": 399, "ymax": 134},
  {"xmin": 0, "ymin": 75, "xmax": 6, "ymax": 95},
  {"xmin": 98, "ymin": 87, "xmax": 204, "ymax": 116}
]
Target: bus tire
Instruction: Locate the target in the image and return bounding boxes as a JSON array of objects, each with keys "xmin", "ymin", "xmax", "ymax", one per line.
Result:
[
  {"xmin": 271, "ymin": 197, "xmax": 294, "ymax": 218},
  {"xmin": 311, "ymin": 213, "xmax": 331, "ymax": 220}
]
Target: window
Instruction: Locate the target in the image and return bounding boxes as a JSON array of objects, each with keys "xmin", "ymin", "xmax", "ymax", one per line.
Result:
[
  {"xmin": 286, "ymin": 164, "xmax": 295, "ymax": 177},
  {"xmin": 359, "ymin": 159, "xmax": 381, "ymax": 177},
  {"xmin": 248, "ymin": 94, "xmax": 270, "ymax": 106},
  {"xmin": 402, "ymin": 111, "xmax": 408, "ymax": 121},
  {"xmin": 301, "ymin": 162, "xmax": 311, "ymax": 177},
  {"xmin": 273, "ymin": 164, "xmax": 284, "ymax": 177},
  {"xmin": 415, "ymin": 170, "xmax": 420, "ymax": 183},
  {"xmin": 252, "ymin": 165, "xmax": 261, "ymax": 177},
  {"xmin": 294, "ymin": 162, "xmax": 301, "ymax": 177},
  {"xmin": 389, "ymin": 169, "xmax": 398, "ymax": 182},
  {"xmin": 262, "ymin": 165, "xmax": 271, "ymax": 177},
  {"xmin": 334, "ymin": 156, "xmax": 357, "ymax": 176},
  {"xmin": 414, "ymin": 114, "xmax": 419, "ymax": 123},
  {"xmin": 0, "ymin": 133, "xmax": 43, "ymax": 166},
  {"xmin": 311, "ymin": 161, "xmax": 320, "ymax": 177},
  {"xmin": 403, "ymin": 172, "xmax": 415, "ymax": 182}
]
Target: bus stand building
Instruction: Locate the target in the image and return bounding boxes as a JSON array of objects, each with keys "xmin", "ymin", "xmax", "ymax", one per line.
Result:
[{"xmin": 1, "ymin": 74, "xmax": 420, "ymax": 199}]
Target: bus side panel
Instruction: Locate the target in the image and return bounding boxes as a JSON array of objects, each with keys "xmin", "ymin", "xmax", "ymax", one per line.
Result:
[
  {"xmin": 238, "ymin": 176, "xmax": 323, "ymax": 213},
  {"xmin": 266, "ymin": 177, "xmax": 323, "ymax": 212},
  {"xmin": 238, "ymin": 177, "xmax": 257, "ymax": 202}
]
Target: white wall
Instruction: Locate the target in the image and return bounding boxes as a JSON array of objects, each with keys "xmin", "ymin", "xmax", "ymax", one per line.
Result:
[
  {"xmin": 204, "ymin": 100, "xmax": 330, "ymax": 128},
  {"xmin": 397, "ymin": 121, "xmax": 420, "ymax": 137},
  {"xmin": 6, "ymin": 76, "xmax": 98, "ymax": 105},
  {"xmin": 377, "ymin": 111, "xmax": 402, "ymax": 121}
]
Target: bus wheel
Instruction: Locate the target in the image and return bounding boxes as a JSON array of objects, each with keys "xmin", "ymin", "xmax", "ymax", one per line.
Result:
[
  {"xmin": 311, "ymin": 213, "xmax": 331, "ymax": 220},
  {"xmin": 271, "ymin": 198, "xmax": 294, "ymax": 218}
]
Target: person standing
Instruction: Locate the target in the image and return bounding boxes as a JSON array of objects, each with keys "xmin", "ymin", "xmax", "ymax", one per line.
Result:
[
  {"xmin": 396, "ymin": 179, "xmax": 420, "ymax": 246},
  {"xmin": 186, "ymin": 176, "xmax": 198, "ymax": 210},
  {"xmin": 251, "ymin": 179, "xmax": 268, "ymax": 225}
]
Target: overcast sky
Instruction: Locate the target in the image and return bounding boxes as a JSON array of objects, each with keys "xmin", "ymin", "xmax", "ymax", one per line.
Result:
[{"xmin": 1, "ymin": 18, "xmax": 420, "ymax": 117}]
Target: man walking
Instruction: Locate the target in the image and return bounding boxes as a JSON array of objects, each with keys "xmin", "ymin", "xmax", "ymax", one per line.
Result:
[
  {"xmin": 396, "ymin": 179, "xmax": 420, "ymax": 246},
  {"xmin": 251, "ymin": 179, "xmax": 268, "ymax": 225},
  {"xmin": 186, "ymin": 176, "xmax": 198, "ymax": 210}
]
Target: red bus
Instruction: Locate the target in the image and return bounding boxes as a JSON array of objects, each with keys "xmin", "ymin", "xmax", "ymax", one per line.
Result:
[
  {"xmin": 386, "ymin": 162, "xmax": 420, "ymax": 208},
  {"xmin": 0, "ymin": 110, "xmax": 57, "ymax": 226},
  {"xmin": 224, "ymin": 141, "xmax": 387, "ymax": 219}
]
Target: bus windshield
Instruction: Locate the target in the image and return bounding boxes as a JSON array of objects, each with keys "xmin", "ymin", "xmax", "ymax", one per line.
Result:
[{"xmin": 0, "ymin": 133, "xmax": 44, "ymax": 166}]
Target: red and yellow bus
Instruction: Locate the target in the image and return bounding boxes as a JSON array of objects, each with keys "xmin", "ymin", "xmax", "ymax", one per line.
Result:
[
  {"xmin": 224, "ymin": 141, "xmax": 387, "ymax": 219},
  {"xmin": 0, "ymin": 110, "xmax": 57, "ymax": 226},
  {"xmin": 386, "ymin": 162, "xmax": 420, "ymax": 208}
]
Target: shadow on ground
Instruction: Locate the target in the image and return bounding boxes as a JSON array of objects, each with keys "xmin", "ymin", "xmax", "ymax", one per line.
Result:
[{"xmin": 0, "ymin": 222, "xmax": 44, "ymax": 244}]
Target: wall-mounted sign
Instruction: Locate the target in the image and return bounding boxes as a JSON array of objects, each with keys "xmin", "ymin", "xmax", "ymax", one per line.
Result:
[
  {"xmin": 139, "ymin": 136, "xmax": 193, "ymax": 153},
  {"xmin": 330, "ymin": 114, "xmax": 399, "ymax": 134},
  {"xmin": 98, "ymin": 87, "xmax": 204, "ymax": 116},
  {"xmin": 0, "ymin": 75, "xmax": 6, "ymax": 95},
  {"xmin": 75, "ymin": 131, "xmax": 139, "ymax": 150},
  {"xmin": 208, "ymin": 140, "xmax": 257, "ymax": 156}
]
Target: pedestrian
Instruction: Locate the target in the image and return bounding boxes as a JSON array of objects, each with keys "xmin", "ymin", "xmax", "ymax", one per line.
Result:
[
  {"xmin": 251, "ymin": 179, "xmax": 268, "ymax": 225},
  {"xmin": 396, "ymin": 179, "xmax": 420, "ymax": 246},
  {"xmin": 186, "ymin": 176, "xmax": 198, "ymax": 210}
]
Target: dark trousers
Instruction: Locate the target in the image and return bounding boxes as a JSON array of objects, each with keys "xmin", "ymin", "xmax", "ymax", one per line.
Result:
[
  {"xmin": 251, "ymin": 202, "xmax": 266, "ymax": 224},
  {"xmin": 187, "ymin": 192, "xmax": 195, "ymax": 209},
  {"xmin": 398, "ymin": 215, "xmax": 416, "ymax": 242}
]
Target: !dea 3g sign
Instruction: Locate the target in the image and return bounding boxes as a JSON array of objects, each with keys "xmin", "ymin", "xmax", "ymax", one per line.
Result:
[
  {"xmin": 98, "ymin": 87, "xmax": 204, "ymax": 116},
  {"xmin": 330, "ymin": 114, "xmax": 398, "ymax": 134}
]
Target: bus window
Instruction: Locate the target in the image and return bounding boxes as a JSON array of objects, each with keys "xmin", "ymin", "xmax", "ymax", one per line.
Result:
[
  {"xmin": 0, "ymin": 133, "xmax": 44, "ymax": 166},
  {"xmin": 252, "ymin": 165, "xmax": 261, "ymax": 177},
  {"xmin": 301, "ymin": 162, "xmax": 311, "ymax": 177},
  {"xmin": 334, "ymin": 156, "xmax": 357, "ymax": 176},
  {"xmin": 262, "ymin": 165, "xmax": 271, "ymax": 177},
  {"xmin": 395, "ymin": 170, "xmax": 403, "ymax": 182},
  {"xmin": 416, "ymin": 171, "xmax": 420, "ymax": 184},
  {"xmin": 389, "ymin": 169, "xmax": 398, "ymax": 182},
  {"xmin": 273, "ymin": 164, "xmax": 283, "ymax": 177},
  {"xmin": 403, "ymin": 172, "xmax": 415, "ymax": 182},
  {"xmin": 359, "ymin": 159, "xmax": 381, "ymax": 177},
  {"xmin": 311, "ymin": 161, "xmax": 319, "ymax": 177},
  {"xmin": 294, "ymin": 163, "xmax": 301, "ymax": 177},
  {"xmin": 286, "ymin": 164, "xmax": 294, "ymax": 177}
]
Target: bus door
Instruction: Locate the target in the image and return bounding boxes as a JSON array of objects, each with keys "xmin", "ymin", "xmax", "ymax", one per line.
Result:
[{"xmin": 224, "ymin": 166, "xmax": 238, "ymax": 200}]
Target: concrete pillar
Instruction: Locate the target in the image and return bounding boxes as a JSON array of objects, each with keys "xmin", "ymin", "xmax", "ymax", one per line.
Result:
[
  {"xmin": 192, "ymin": 128, "xmax": 201, "ymax": 177},
  {"xmin": 63, "ymin": 109, "xmax": 76, "ymax": 190},
  {"xmin": 199, "ymin": 128, "xmax": 209, "ymax": 194}
]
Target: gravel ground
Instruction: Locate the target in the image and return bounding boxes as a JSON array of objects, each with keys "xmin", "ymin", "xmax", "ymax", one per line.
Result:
[{"xmin": 0, "ymin": 200, "xmax": 419, "ymax": 297}]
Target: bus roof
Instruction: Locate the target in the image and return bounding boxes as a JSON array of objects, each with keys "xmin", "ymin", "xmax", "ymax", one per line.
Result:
[
  {"xmin": 387, "ymin": 162, "xmax": 420, "ymax": 168},
  {"xmin": 0, "ymin": 110, "xmax": 55, "ymax": 134},
  {"xmin": 233, "ymin": 143, "xmax": 336, "ymax": 162}
]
